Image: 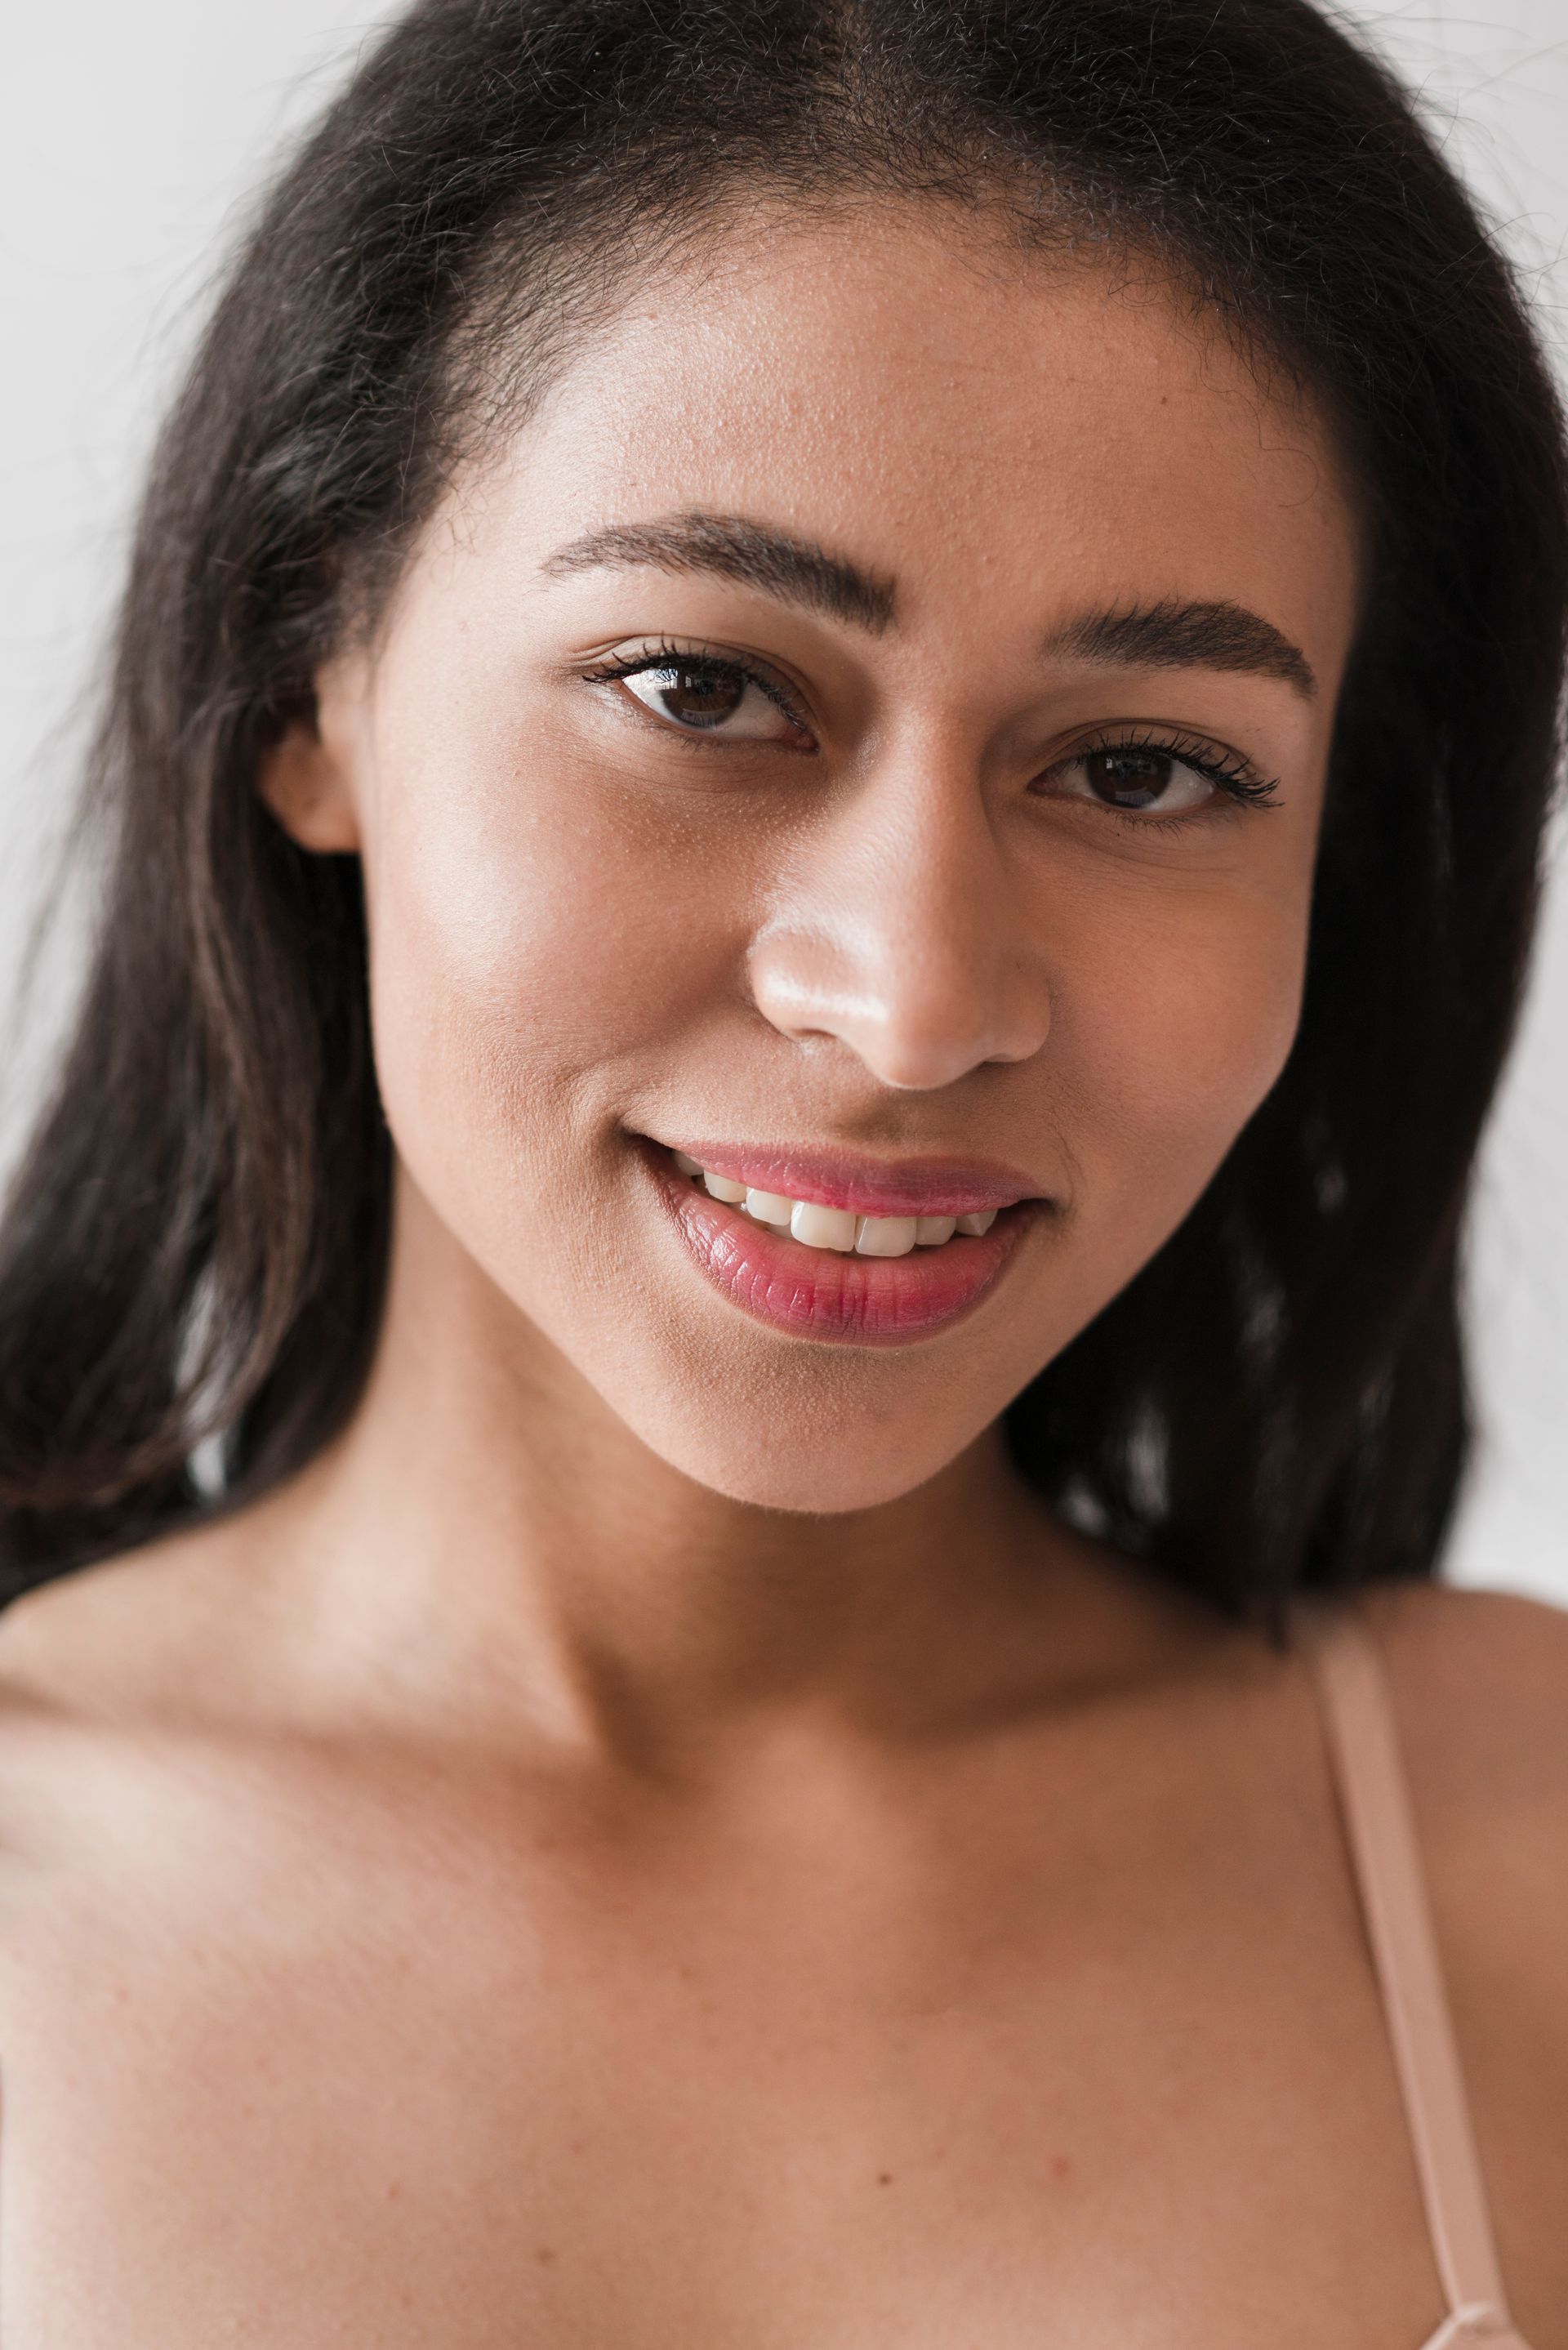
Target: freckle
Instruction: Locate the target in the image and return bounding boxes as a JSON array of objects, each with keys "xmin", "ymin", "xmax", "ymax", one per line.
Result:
[
  {"xmin": 537, "ymin": 2245, "xmax": 558, "ymax": 2265},
  {"xmin": 1050, "ymin": 2153, "xmax": 1072, "ymax": 2180},
  {"xmin": 876, "ymin": 2171, "xmax": 894, "ymax": 2187}
]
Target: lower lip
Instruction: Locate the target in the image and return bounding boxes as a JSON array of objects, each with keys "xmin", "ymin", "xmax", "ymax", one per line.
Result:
[{"xmin": 643, "ymin": 1147, "xmax": 1043, "ymax": 1346}]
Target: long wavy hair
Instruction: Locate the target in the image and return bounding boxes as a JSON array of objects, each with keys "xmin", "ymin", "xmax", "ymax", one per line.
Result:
[{"xmin": 1, "ymin": 0, "xmax": 1564, "ymax": 1625}]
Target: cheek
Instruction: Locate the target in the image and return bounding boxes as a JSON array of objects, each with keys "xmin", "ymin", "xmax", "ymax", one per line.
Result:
[
  {"xmin": 1054, "ymin": 878, "xmax": 1309, "ymax": 1255},
  {"xmin": 359, "ymin": 734, "xmax": 722, "ymax": 1202}
]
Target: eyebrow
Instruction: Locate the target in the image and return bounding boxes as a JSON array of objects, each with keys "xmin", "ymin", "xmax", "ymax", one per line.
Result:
[
  {"xmin": 1049, "ymin": 597, "xmax": 1317, "ymax": 698},
  {"xmin": 539, "ymin": 510, "xmax": 897, "ymax": 634},
  {"xmin": 541, "ymin": 511, "xmax": 1316, "ymax": 698}
]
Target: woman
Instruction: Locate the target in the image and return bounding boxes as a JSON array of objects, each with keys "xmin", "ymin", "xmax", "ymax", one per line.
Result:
[{"xmin": 0, "ymin": 0, "xmax": 1562, "ymax": 2338}]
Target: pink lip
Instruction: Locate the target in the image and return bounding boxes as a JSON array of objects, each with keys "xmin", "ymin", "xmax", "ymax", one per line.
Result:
[
  {"xmin": 644, "ymin": 1146, "xmax": 1044, "ymax": 1345},
  {"xmin": 653, "ymin": 1141, "xmax": 1042, "ymax": 1220}
]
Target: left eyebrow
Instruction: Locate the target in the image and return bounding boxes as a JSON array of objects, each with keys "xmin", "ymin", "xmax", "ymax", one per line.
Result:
[{"xmin": 1046, "ymin": 598, "xmax": 1317, "ymax": 698}]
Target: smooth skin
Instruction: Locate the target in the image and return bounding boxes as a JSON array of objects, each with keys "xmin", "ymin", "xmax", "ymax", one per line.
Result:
[{"xmin": 0, "ymin": 203, "xmax": 1564, "ymax": 2347}]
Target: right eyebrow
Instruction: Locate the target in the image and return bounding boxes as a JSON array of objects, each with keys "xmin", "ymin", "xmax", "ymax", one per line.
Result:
[{"xmin": 538, "ymin": 510, "xmax": 898, "ymax": 634}]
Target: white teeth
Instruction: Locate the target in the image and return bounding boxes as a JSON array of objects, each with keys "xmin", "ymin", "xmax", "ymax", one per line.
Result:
[
  {"xmin": 855, "ymin": 1215, "xmax": 917, "ymax": 1257},
  {"xmin": 956, "ymin": 1209, "xmax": 998, "ymax": 1237},
  {"xmin": 675, "ymin": 1151, "xmax": 1006, "ymax": 1255},
  {"xmin": 744, "ymin": 1188, "xmax": 795, "ymax": 1228},
  {"xmin": 790, "ymin": 1201, "xmax": 859, "ymax": 1253}
]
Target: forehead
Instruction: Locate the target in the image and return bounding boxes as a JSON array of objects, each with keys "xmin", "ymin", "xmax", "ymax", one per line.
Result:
[{"xmin": 446, "ymin": 205, "xmax": 1361, "ymax": 662}]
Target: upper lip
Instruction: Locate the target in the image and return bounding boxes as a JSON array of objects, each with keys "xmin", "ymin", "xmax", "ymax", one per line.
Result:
[{"xmin": 651, "ymin": 1139, "xmax": 1044, "ymax": 1219}]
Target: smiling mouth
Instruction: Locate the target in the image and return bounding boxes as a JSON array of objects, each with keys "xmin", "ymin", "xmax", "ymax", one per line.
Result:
[
  {"xmin": 644, "ymin": 1139, "xmax": 1043, "ymax": 1344},
  {"xmin": 667, "ymin": 1148, "xmax": 1005, "ymax": 1256}
]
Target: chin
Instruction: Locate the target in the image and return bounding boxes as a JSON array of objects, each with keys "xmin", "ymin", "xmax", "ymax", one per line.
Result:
[{"xmin": 605, "ymin": 1380, "xmax": 991, "ymax": 1515}]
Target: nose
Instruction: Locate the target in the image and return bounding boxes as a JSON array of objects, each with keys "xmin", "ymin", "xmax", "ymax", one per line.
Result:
[{"xmin": 745, "ymin": 760, "xmax": 1050, "ymax": 1091}]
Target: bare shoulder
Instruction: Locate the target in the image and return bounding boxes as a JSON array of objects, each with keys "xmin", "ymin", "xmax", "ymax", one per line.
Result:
[
  {"xmin": 1355, "ymin": 1580, "xmax": 1568, "ymax": 2057},
  {"xmin": 1357, "ymin": 1578, "xmax": 1568, "ymax": 1808},
  {"xmin": 0, "ymin": 1508, "xmax": 327, "ymax": 1965},
  {"xmin": 0, "ymin": 1508, "xmax": 285, "ymax": 1743},
  {"xmin": 0, "ymin": 1533, "xmax": 250, "ymax": 1897}
]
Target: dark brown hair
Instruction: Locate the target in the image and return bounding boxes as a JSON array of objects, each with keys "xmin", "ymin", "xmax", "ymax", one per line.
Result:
[{"xmin": 2, "ymin": 0, "xmax": 1565, "ymax": 1627}]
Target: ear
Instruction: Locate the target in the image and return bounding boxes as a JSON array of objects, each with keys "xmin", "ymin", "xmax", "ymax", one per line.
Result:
[{"xmin": 256, "ymin": 704, "xmax": 363, "ymax": 854}]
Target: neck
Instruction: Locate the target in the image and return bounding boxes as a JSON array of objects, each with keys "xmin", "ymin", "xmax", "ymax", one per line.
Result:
[{"xmin": 252, "ymin": 1170, "xmax": 1187, "ymax": 1765}]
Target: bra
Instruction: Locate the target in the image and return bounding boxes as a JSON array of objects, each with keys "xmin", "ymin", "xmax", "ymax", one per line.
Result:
[{"xmin": 1300, "ymin": 1598, "xmax": 1534, "ymax": 2349}]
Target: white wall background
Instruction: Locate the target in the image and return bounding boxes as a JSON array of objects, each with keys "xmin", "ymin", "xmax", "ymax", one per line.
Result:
[{"xmin": 1, "ymin": 1, "xmax": 1564, "ymax": 1601}]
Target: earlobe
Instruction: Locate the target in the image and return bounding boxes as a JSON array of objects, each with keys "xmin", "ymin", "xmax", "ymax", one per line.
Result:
[{"xmin": 256, "ymin": 715, "xmax": 363, "ymax": 854}]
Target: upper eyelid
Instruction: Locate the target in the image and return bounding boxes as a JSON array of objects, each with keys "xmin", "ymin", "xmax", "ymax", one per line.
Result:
[
  {"xmin": 1058, "ymin": 727, "xmax": 1274, "ymax": 788},
  {"xmin": 585, "ymin": 640, "xmax": 800, "ymax": 693},
  {"xmin": 581, "ymin": 643, "xmax": 1273, "ymax": 787}
]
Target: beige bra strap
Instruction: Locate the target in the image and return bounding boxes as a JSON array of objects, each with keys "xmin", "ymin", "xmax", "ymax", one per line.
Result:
[{"xmin": 1301, "ymin": 1598, "xmax": 1510, "ymax": 2321}]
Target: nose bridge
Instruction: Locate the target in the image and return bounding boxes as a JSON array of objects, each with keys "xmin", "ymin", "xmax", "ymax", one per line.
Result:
[{"xmin": 746, "ymin": 758, "xmax": 1049, "ymax": 1090}]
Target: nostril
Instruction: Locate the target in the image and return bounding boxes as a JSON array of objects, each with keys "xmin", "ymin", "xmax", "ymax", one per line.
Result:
[{"xmin": 746, "ymin": 910, "xmax": 1049, "ymax": 1088}]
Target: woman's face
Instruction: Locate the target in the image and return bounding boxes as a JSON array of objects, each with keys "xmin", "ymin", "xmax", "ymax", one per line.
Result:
[{"xmin": 272, "ymin": 205, "xmax": 1361, "ymax": 1514}]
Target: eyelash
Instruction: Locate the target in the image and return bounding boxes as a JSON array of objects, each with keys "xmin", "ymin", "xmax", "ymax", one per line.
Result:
[
  {"xmin": 1060, "ymin": 725, "xmax": 1283, "ymax": 830},
  {"xmin": 580, "ymin": 641, "xmax": 1282, "ymax": 827},
  {"xmin": 581, "ymin": 640, "xmax": 812, "ymax": 730}
]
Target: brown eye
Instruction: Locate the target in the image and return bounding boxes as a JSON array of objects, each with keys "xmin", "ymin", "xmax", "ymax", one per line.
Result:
[
  {"xmin": 624, "ymin": 660, "xmax": 746, "ymax": 731},
  {"xmin": 1082, "ymin": 747, "xmax": 1195, "ymax": 810},
  {"xmin": 615, "ymin": 658, "xmax": 802, "ymax": 741},
  {"xmin": 1039, "ymin": 742, "xmax": 1219, "ymax": 818}
]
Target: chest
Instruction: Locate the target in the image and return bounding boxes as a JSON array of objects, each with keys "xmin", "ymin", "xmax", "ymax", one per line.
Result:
[{"xmin": 0, "ymin": 1746, "xmax": 1463, "ymax": 2349}]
